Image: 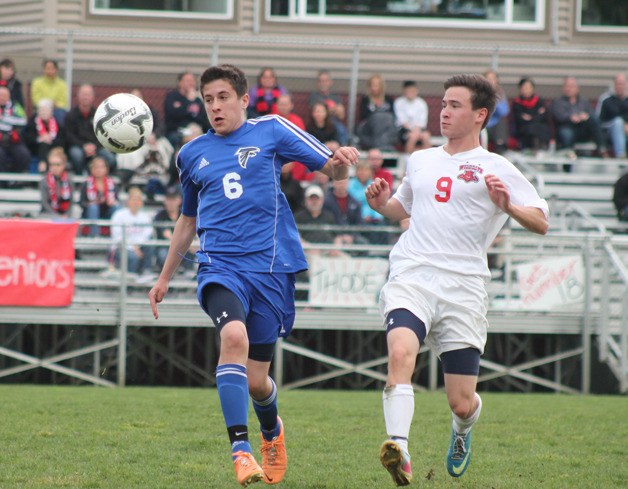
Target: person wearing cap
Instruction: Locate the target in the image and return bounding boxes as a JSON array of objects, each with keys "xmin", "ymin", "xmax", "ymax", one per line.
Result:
[
  {"xmin": 148, "ymin": 64, "xmax": 359, "ymax": 487},
  {"xmin": 394, "ymin": 80, "xmax": 432, "ymax": 154},
  {"xmin": 295, "ymin": 184, "xmax": 347, "ymax": 257}
]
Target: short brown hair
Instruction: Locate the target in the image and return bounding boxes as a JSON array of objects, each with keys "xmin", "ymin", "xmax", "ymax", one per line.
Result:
[
  {"xmin": 200, "ymin": 64, "xmax": 248, "ymax": 98},
  {"xmin": 444, "ymin": 74, "xmax": 497, "ymax": 129}
]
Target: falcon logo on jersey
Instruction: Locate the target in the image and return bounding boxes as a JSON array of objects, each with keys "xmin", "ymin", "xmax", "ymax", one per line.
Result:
[
  {"xmin": 457, "ymin": 164, "xmax": 483, "ymax": 183},
  {"xmin": 235, "ymin": 146, "xmax": 260, "ymax": 169}
]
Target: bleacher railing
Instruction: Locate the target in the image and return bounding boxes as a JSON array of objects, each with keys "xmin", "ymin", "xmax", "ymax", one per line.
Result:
[{"xmin": 1, "ymin": 218, "xmax": 627, "ymax": 392}]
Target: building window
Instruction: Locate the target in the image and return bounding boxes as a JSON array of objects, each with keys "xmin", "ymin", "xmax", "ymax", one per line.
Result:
[
  {"xmin": 578, "ymin": 0, "xmax": 628, "ymax": 31},
  {"xmin": 91, "ymin": 0, "xmax": 233, "ymax": 20},
  {"xmin": 268, "ymin": 0, "xmax": 544, "ymax": 29}
]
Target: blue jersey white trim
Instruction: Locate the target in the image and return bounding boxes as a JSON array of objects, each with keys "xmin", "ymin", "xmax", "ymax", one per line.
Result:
[{"xmin": 177, "ymin": 116, "xmax": 332, "ymax": 273}]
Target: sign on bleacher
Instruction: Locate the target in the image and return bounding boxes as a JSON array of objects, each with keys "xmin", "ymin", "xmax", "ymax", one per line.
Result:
[
  {"xmin": 0, "ymin": 219, "xmax": 78, "ymax": 306},
  {"xmin": 516, "ymin": 255, "xmax": 585, "ymax": 310},
  {"xmin": 308, "ymin": 256, "xmax": 389, "ymax": 308}
]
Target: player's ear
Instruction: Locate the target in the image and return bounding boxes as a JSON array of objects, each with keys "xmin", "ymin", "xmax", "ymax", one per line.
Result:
[
  {"xmin": 241, "ymin": 92, "xmax": 249, "ymax": 110},
  {"xmin": 476, "ymin": 107, "xmax": 488, "ymax": 125}
]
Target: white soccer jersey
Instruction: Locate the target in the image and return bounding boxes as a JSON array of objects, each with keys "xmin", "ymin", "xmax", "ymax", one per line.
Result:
[
  {"xmin": 390, "ymin": 145, "xmax": 548, "ymax": 281},
  {"xmin": 394, "ymin": 96, "xmax": 429, "ymax": 129}
]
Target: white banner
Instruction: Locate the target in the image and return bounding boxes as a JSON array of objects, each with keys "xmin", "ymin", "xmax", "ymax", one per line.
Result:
[
  {"xmin": 516, "ymin": 255, "xmax": 585, "ymax": 310},
  {"xmin": 308, "ymin": 256, "xmax": 389, "ymax": 307}
]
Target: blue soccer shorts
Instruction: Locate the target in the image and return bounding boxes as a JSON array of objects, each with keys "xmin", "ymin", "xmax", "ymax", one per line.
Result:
[{"xmin": 197, "ymin": 263, "xmax": 296, "ymax": 345}]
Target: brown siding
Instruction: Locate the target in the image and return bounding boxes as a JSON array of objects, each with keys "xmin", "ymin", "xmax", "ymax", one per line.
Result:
[{"xmin": 1, "ymin": 0, "xmax": 627, "ymax": 101}]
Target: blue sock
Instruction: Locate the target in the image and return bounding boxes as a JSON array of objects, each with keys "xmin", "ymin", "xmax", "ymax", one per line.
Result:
[
  {"xmin": 216, "ymin": 364, "xmax": 252, "ymax": 458},
  {"xmin": 252, "ymin": 377, "xmax": 280, "ymax": 441}
]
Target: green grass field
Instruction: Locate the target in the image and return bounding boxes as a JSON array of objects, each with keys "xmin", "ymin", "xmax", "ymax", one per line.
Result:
[{"xmin": 0, "ymin": 385, "xmax": 625, "ymax": 489}]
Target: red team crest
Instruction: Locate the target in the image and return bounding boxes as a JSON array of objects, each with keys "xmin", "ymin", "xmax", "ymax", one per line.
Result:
[{"xmin": 457, "ymin": 163, "xmax": 483, "ymax": 183}]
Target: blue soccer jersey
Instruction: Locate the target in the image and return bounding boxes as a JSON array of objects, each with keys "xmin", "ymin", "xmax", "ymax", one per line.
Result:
[{"xmin": 177, "ymin": 115, "xmax": 332, "ymax": 273}]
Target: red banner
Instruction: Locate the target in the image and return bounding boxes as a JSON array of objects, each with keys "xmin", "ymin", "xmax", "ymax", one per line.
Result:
[{"xmin": 0, "ymin": 219, "xmax": 79, "ymax": 306}]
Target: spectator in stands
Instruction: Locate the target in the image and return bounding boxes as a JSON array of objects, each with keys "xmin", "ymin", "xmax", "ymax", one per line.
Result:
[
  {"xmin": 356, "ymin": 73, "xmax": 398, "ymax": 151},
  {"xmin": 367, "ymin": 147, "xmax": 394, "ymax": 189},
  {"xmin": 30, "ymin": 59, "xmax": 68, "ymax": 123},
  {"xmin": 280, "ymin": 162, "xmax": 305, "ymax": 214},
  {"xmin": 110, "ymin": 186, "xmax": 155, "ymax": 280},
  {"xmin": 39, "ymin": 147, "xmax": 73, "ymax": 218},
  {"xmin": 483, "ymin": 70, "xmax": 509, "ymax": 154},
  {"xmin": 23, "ymin": 98, "xmax": 65, "ymax": 171},
  {"xmin": 306, "ymin": 102, "xmax": 340, "ymax": 151},
  {"xmin": 552, "ymin": 76, "xmax": 607, "ymax": 158},
  {"xmin": 164, "ymin": 71, "xmax": 209, "ymax": 150},
  {"xmin": 131, "ymin": 87, "xmax": 179, "ymax": 188},
  {"xmin": 64, "ymin": 84, "xmax": 116, "ymax": 175},
  {"xmin": 613, "ymin": 171, "xmax": 628, "ymax": 221},
  {"xmin": 153, "ymin": 186, "xmax": 196, "ymax": 274},
  {"xmin": 324, "ymin": 177, "xmax": 368, "ymax": 250},
  {"xmin": 0, "ymin": 86, "xmax": 30, "ymax": 174},
  {"xmin": 276, "ymin": 93, "xmax": 314, "ymax": 182},
  {"xmin": 79, "ymin": 156, "xmax": 120, "ymax": 237},
  {"xmin": 597, "ymin": 73, "xmax": 628, "ymax": 158},
  {"xmin": 349, "ymin": 160, "xmax": 384, "ymax": 226},
  {"xmin": 394, "ymin": 80, "xmax": 431, "ymax": 154},
  {"xmin": 324, "ymin": 177, "xmax": 362, "ymax": 227},
  {"xmin": 308, "ymin": 69, "xmax": 349, "ymax": 145},
  {"xmin": 294, "ymin": 184, "xmax": 345, "ymax": 257},
  {"xmin": 511, "ymin": 77, "xmax": 551, "ymax": 151},
  {"xmin": 276, "ymin": 93, "xmax": 305, "ymax": 128},
  {"xmin": 247, "ymin": 67, "xmax": 288, "ymax": 118},
  {"xmin": 0, "ymin": 58, "xmax": 24, "ymax": 107}
]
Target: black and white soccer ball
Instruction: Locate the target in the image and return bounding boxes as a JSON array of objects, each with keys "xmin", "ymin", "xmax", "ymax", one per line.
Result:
[{"xmin": 93, "ymin": 93, "xmax": 153, "ymax": 154}]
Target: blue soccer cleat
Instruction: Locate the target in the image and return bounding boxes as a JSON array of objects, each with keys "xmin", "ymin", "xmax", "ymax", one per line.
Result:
[
  {"xmin": 380, "ymin": 439, "xmax": 412, "ymax": 486},
  {"xmin": 446, "ymin": 428, "xmax": 472, "ymax": 477}
]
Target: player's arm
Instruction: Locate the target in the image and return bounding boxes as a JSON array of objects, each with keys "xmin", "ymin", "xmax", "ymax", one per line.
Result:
[
  {"xmin": 485, "ymin": 174, "xmax": 549, "ymax": 235},
  {"xmin": 365, "ymin": 178, "xmax": 410, "ymax": 222},
  {"xmin": 320, "ymin": 146, "xmax": 360, "ymax": 180},
  {"xmin": 148, "ymin": 214, "xmax": 196, "ymax": 319}
]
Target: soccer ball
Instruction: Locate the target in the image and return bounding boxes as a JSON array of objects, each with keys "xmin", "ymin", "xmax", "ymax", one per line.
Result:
[{"xmin": 93, "ymin": 93, "xmax": 153, "ymax": 154}]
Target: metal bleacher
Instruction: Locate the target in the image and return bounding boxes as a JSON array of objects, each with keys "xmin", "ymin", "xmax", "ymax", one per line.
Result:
[{"xmin": 0, "ymin": 154, "xmax": 627, "ymax": 394}]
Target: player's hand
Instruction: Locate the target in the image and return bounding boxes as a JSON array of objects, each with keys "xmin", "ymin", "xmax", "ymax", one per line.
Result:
[
  {"xmin": 365, "ymin": 177, "xmax": 391, "ymax": 210},
  {"xmin": 330, "ymin": 146, "xmax": 360, "ymax": 167},
  {"xmin": 148, "ymin": 278, "xmax": 169, "ymax": 319},
  {"xmin": 485, "ymin": 174, "xmax": 511, "ymax": 214}
]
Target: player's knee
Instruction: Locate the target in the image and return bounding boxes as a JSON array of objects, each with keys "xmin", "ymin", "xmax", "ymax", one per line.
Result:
[
  {"xmin": 219, "ymin": 322, "xmax": 248, "ymax": 352},
  {"xmin": 247, "ymin": 376, "xmax": 267, "ymax": 398},
  {"xmin": 449, "ymin": 394, "xmax": 476, "ymax": 419},
  {"xmin": 388, "ymin": 341, "xmax": 415, "ymax": 370}
]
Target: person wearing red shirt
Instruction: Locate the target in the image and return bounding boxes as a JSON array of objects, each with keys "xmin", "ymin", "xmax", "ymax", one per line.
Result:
[{"xmin": 367, "ymin": 148, "xmax": 394, "ymax": 189}]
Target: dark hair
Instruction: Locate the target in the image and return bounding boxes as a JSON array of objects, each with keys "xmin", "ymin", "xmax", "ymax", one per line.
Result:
[
  {"xmin": 307, "ymin": 101, "xmax": 334, "ymax": 133},
  {"xmin": 43, "ymin": 59, "xmax": 58, "ymax": 69},
  {"xmin": 200, "ymin": 64, "xmax": 248, "ymax": 98},
  {"xmin": 518, "ymin": 76, "xmax": 535, "ymax": 88},
  {"xmin": 402, "ymin": 80, "xmax": 417, "ymax": 89},
  {"xmin": 444, "ymin": 74, "xmax": 497, "ymax": 129},
  {"xmin": 0, "ymin": 58, "xmax": 14, "ymax": 69}
]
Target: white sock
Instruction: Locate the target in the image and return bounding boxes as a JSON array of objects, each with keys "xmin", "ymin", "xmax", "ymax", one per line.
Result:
[
  {"xmin": 383, "ymin": 384, "xmax": 414, "ymax": 449},
  {"xmin": 452, "ymin": 393, "xmax": 482, "ymax": 435}
]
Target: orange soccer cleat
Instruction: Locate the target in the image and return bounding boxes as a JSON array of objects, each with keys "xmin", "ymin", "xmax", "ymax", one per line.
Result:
[
  {"xmin": 260, "ymin": 416, "xmax": 287, "ymax": 484},
  {"xmin": 232, "ymin": 451, "xmax": 264, "ymax": 487}
]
